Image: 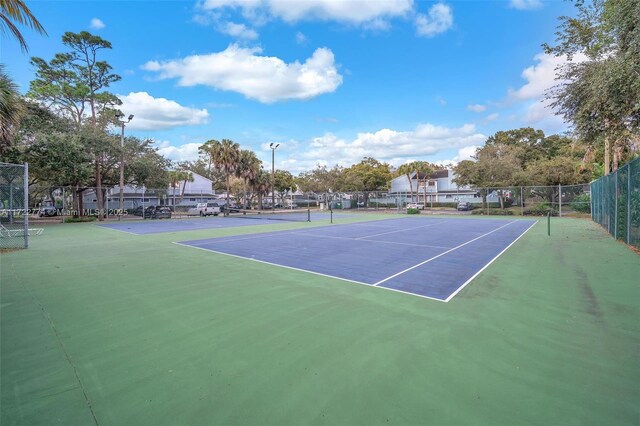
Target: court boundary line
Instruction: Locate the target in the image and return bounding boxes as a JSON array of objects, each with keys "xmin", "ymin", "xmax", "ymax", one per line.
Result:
[
  {"xmin": 292, "ymin": 231, "xmax": 452, "ymax": 249},
  {"xmin": 444, "ymin": 220, "xmax": 538, "ymax": 302},
  {"xmin": 373, "ymin": 220, "xmax": 517, "ymax": 287},
  {"xmin": 96, "ymin": 224, "xmax": 142, "ymax": 236},
  {"xmin": 171, "ymin": 241, "xmax": 448, "ymax": 302},
  {"xmin": 355, "ymin": 220, "xmax": 448, "ymax": 240}
]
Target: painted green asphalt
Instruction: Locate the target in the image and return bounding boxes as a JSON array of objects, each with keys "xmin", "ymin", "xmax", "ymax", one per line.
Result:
[{"xmin": 1, "ymin": 216, "xmax": 638, "ymax": 425}]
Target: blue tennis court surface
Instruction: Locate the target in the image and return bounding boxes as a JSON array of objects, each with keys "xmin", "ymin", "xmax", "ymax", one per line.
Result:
[
  {"xmin": 176, "ymin": 217, "xmax": 537, "ymax": 301},
  {"xmin": 98, "ymin": 211, "xmax": 340, "ymax": 235}
]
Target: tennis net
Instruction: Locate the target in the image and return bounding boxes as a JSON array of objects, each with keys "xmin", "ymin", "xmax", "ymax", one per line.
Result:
[{"xmin": 225, "ymin": 208, "xmax": 311, "ymax": 222}]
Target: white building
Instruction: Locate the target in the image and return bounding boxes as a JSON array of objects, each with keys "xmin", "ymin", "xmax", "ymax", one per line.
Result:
[
  {"xmin": 389, "ymin": 169, "xmax": 492, "ymax": 204},
  {"xmin": 82, "ymin": 171, "xmax": 217, "ymax": 209}
]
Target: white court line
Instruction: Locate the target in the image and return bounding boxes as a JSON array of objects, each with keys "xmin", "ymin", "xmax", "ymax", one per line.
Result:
[
  {"xmin": 444, "ymin": 220, "xmax": 538, "ymax": 302},
  {"xmin": 171, "ymin": 242, "xmax": 447, "ymax": 302},
  {"xmin": 293, "ymin": 231, "xmax": 451, "ymax": 250},
  {"xmin": 355, "ymin": 220, "xmax": 447, "ymax": 240},
  {"xmin": 373, "ymin": 220, "xmax": 517, "ymax": 287},
  {"xmin": 97, "ymin": 225, "xmax": 142, "ymax": 236}
]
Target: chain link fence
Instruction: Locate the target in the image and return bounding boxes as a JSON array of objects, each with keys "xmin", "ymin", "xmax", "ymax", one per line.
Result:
[
  {"xmin": 23, "ymin": 183, "xmax": 593, "ymax": 224},
  {"xmin": 591, "ymin": 156, "xmax": 640, "ymax": 249},
  {"xmin": 0, "ymin": 162, "xmax": 29, "ymax": 249}
]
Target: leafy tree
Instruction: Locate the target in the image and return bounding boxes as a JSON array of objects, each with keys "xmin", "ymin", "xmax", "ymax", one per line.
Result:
[
  {"xmin": 543, "ymin": 0, "xmax": 640, "ymax": 174},
  {"xmin": 0, "ymin": 65, "xmax": 25, "ymax": 153},
  {"xmin": 29, "ymin": 31, "xmax": 121, "ymax": 125},
  {"xmin": 295, "ymin": 164, "xmax": 344, "ymax": 194},
  {"xmin": 273, "ymin": 170, "xmax": 297, "ymax": 204},
  {"xmin": 126, "ymin": 138, "xmax": 171, "ymax": 189},
  {"xmin": 0, "ymin": 0, "xmax": 47, "ymax": 52},
  {"xmin": 27, "ymin": 31, "xmax": 123, "ymax": 220},
  {"xmin": 341, "ymin": 157, "xmax": 392, "ymax": 206}
]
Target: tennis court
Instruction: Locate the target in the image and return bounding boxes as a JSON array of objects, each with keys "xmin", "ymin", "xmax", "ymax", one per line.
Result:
[
  {"xmin": 176, "ymin": 217, "xmax": 536, "ymax": 301},
  {"xmin": 98, "ymin": 209, "xmax": 336, "ymax": 235},
  {"xmin": 2, "ymin": 215, "xmax": 639, "ymax": 425}
]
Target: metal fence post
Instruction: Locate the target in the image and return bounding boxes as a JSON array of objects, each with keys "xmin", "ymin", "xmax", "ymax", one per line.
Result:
[
  {"xmin": 23, "ymin": 163, "xmax": 29, "ymax": 249},
  {"xmin": 558, "ymin": 184, "xmax": 562, "ymax": 217},
  {"xmin": 611, "ymin": 170, "xmax": 618, "ymax": 240},
  {"xmin": 627, "ymin": 164, "xmax": 631, "ymax": 244}
]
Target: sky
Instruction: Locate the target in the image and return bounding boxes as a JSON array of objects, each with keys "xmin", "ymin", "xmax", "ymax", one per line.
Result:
[{"xmin": 2, "ymin": 0, "xmax": 578, "ymax": 174}]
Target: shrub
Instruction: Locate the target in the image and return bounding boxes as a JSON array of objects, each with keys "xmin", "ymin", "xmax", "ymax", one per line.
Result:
[
  {"xmin": 570, "ymin": 194, "xmax": 591, "ymax": 213},
  {"xmin": 523, "ymin": 202, "xmax": 558, "ymax": 216},
  {"xmin": 64, "ymin": 216, "xmax": 97, "ymax": 223},
  {"xmin": 406, "ymin": 208, "xmax": 420, "ymax": 215},
  {"xmin": 471, "ymin": 209, "xmax": 513, "ymax": 216}
]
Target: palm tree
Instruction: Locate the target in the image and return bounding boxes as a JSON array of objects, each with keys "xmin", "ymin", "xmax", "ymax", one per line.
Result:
[
  {"xmin": 213, "ymin": 139, "xmax": 239, "ymax": 213},
  {"xmin": 396, "ymin": 161, "xmax": 434, "ymax": 203},
  {"xmin": 1, "ymin": 0, "xmax": 47, "ymax": 53},
  {"xmin": 168, "ymin": 170, "xmax": 193, "ymax": 208},
  {"xmin": 237, "ymin": 149, "xmax": 261, "ymax": 208},
  {"xmin": 0, "ymin": 65, "xmax": 24, "ymax": 151},
  {"xmin": 250, "ymin": 168, "xmax": 271, "ymax": 211}
]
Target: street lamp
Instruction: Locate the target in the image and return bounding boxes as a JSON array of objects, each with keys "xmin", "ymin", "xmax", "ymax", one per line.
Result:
[
  {"xmin": 270, "ymin": 143, "xmax": 280, "ymax": 210},
  {"xmin": 115, "ymin": 112, "xmax": 134, "ymax": 219}
]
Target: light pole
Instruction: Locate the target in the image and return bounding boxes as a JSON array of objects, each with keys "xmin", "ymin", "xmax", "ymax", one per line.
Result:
[
  {"xmin": 270, "ymin": 143, "xmax": 279, "ymax": 210},
  {"xmin": 115, "ymin": 112, "xmax": 134, "ymax": 219}
]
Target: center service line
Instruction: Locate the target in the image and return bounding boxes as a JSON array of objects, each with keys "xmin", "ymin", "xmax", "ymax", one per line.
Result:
[{"xmin": 373, "ymin": 220, "xmax": 516, "ymax": 286}]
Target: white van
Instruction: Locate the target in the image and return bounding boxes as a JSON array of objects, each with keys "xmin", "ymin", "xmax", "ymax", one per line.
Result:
[{"xmin": 187, "ymin": 202, "xmax": 221, "ymax": 217}]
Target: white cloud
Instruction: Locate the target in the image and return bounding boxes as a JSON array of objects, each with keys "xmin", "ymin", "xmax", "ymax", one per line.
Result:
[
  {"xmin": 155, "ymin": 141, "xmax": 202, "ymax": 162},
  {"xmin": 415, "ymin": 3, "xmax": 453, "ymax": 37},
  {"xmin": 292, "ymin": 123, "xmax": 485, "ymax": 170},
  {"xmin": 509, "ymin": 0, "xmax": 543, "ymax": 10},
  {"xmin": 467, "ymin": 104, "xmax": 487, "ymax": 113},
  {"xmin": 295, "ymin": 31, "xmax": 307, "ymax": 45},
  {"xmin": 485, "ymin": 112, "xmax": 500, "ymax": 122},
  {"xmin": 506, "ymin": 52, "xmax": 587, "ymax": 131},
  {"xmin": 117, "ymin": 92, "xmax": 210, "ymax": 130},
  {"xmin": 142, "ymin": 44, "xmax": 343, "ymax": 103},
  {"xmin": 454, "ymin": 145, "xmax": 478, "ymax": 162},
  {"xmin": 201, "ymin": 0, "xmax": 413, "ymax": 25},
  {"xmin": 508, "ymin": 53, "xmax": 566, "ymax": 101},
  {"xmin": 89, "ymin": 18, "xmax": 105, "ymax": 30},
  {"xmin": 218, "ymin": 22, "xmax": 259, "ymax": 40}
]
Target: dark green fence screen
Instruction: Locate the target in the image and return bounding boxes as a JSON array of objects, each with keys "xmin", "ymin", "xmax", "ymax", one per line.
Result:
[{"xmin": 591, "ymin": 156, "xmax": 640, "ymax": 249}]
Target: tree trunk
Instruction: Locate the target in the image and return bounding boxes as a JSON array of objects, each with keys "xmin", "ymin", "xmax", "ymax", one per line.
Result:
[
  {"xmin": 612, "ymin": 140, "xmax": 623, "ymax": 172},
  {"xmin": 405, "ymin": 173, "xmax": 414, "ymax": 202},
  {"xmin": 95, "ymin": 158, "xmax": 105, "ymax": 221},
  {"xmin": 604, "ymin": 134, "xmax": 610, "ymax": 175}
]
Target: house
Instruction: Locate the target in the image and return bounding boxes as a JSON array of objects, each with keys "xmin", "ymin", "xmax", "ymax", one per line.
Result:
[
  {"xmin": 389, "ymin": 169, "xmax": 492, "ymax": 204},
  {"xmin": 82, "ymin": 171, "xmax": 217, "ymax": 210}
]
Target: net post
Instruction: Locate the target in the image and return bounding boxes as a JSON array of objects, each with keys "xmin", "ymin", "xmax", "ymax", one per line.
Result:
[
  {"xmin": 23, "ymin": 163, "xmax": 29, "ymax": 249},
  {"xmin": 330, "ymin": 207, "xmax": 333, "ymax": 224},
  {"xmin": 307, "ymin": 207, "xmax": 310, "ymax": 222},
  {"xmin": 547, "ymin": 211, "xmax": 550, "ymax": 237}
]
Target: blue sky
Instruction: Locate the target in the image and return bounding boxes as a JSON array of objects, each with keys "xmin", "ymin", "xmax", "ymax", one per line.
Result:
[{"xmin": 3, "ymin": 0, "xmax": 576, "ymax": 173}]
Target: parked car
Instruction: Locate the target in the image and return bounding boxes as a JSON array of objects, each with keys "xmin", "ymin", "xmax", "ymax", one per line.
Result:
[
  {"xmin": 407, "ymin": 203, "xmax": 424, "ymax": 210},
  {"xmin": 187, "ymin": 202, "xmax": 220, "ymax": 217},
  {"xmin": 132, "ymin": 205, "xmax": 172, "ymax": 219},
  {"xmin": 150, "ymin": 206, "xmax": 172, "ymax": 219},
  {"xmin": 38, "ymin": 205, "xmax": 58, "ymax": 217},
  {"xmin": 221, "ymin": 203, "xmax": 241, "ymax": 213},
  {"xmin": 457, "ymin": 201, "xmax": 473, "ymax": 211}
]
